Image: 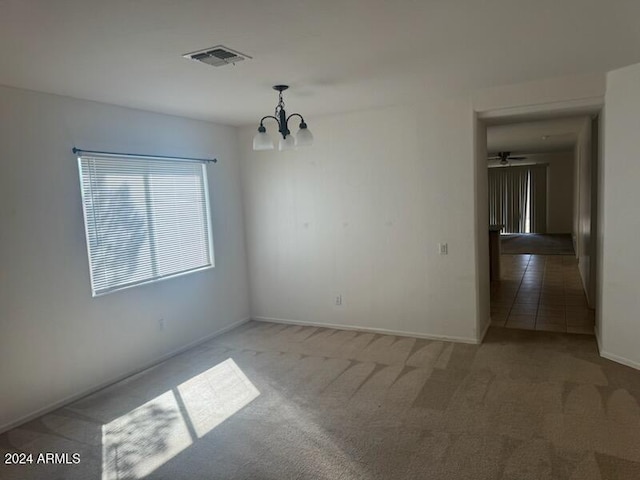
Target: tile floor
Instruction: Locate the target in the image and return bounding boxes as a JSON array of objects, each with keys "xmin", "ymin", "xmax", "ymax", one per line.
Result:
[{"xmin": 490, "ymin": 254, "xmax": 595, "ymax": 334}]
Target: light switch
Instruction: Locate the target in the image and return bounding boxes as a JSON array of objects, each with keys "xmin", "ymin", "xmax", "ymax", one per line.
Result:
[{"xmin": 438, "ymin": 243, "xmax": 448, "ymax": 255}]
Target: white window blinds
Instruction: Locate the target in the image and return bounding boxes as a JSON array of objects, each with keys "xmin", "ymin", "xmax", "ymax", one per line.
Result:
[{"xmin": 78, "ymin": 154, "xmax": 214, "ymax": 296}]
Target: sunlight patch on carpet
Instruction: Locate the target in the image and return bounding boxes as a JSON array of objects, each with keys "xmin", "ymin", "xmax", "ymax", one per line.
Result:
[{"xmin": 101, "ymin": 359, "xmax": 259, "ymax": 479}]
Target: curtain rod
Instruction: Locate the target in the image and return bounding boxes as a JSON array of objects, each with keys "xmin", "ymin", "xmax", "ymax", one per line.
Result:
[{"xmin": 72, "ymin": 148, "xmax": 217, "ymax": 164}]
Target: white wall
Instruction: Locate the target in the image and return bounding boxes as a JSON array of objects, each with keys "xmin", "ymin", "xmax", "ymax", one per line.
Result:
[
  {"xmin": 545, "ymin": 153, "xmax": 575, "ymax": 234},
  {"xmin": 474, "ymin": 116, "xmax": 490, "ymax": 339},
  {"xmin": 573, "ymin": 118, "xmax": 596, "ymax": 305},
  {"xmin": 589, "ymin": 116, "xmax": 600, "ymax": 313},
  {"xmin": 0, "ymin": 86, "xmax": 250, "ymax": 431},
  {"xmin": 240, "ymin": 99, "xmax": 482, "ymax": 343},
  {"xmin": 599, "ymin": 62, "xmax": 640, "ymax": 369},
  {"xmin": 474, "ymin": 72, "xmax": 605, "ymax": 118},
  {"xmin": 595, "ymin": 110, "xmax": 605, "ymax": 343}
]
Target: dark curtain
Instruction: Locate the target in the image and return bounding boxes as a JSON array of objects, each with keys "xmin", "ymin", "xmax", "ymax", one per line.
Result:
[{"xmin": 488, "ymin": 165, "xmax": 547, "ymax": 233}]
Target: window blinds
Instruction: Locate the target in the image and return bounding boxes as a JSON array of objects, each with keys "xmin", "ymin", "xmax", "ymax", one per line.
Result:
[{"xmin": 78, "ymin": 154, "xmax": 214, "ymax": 296}]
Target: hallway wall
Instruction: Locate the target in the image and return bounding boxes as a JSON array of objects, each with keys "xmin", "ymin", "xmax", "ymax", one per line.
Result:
[
  {"xmin": 599, "ymin": 62, "xmax": 640, "ymax": 369},
  {"xmin": 545, "ymin": 153, "xmax": 575, "ymax": 234},
  {"xmin": 573, "ymin": 118, "xmax": 596, "ymax": 306}
]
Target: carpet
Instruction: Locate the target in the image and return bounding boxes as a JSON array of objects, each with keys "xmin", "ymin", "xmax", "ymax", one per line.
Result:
[
  {"xmin": 501, "ymin": 233, "xmax": 575, "ymax": 255},
  {"xmin": 2, "ymin": 322, "xmax": 640, "ymax": 479}
]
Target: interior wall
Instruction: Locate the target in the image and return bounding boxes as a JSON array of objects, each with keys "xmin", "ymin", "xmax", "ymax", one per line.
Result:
[
  {"xmin": 474, "ymin": 116, "xmax": 490, "ymax": 339},
  {"xmin": 0, "ymin": 85, "xmax": 250, "ymax": 431},
  {"xmin": 600, "ymin": 62, "xmax": 640, "ymax": 369},
  {"xmin": 573, "ymin": 118, "xmax": 596, "ymax": 305},
  {"xmin": 589, "ymin": 115, "xmax": 600, "ymax": 313},
  {"xmin": 595, "ymin": 108, "xmax": 605, "ymax": 342},
  {"xmin": 239, "ymin": 99, "xmax": 481, "ymax": 343},
  {"xmin": 545, "ymin": 153, "xmax": 575, "ymax": 234},
  {"xmin": 473, "ymin": 73, "xmax": 606, "ymax": 117}
]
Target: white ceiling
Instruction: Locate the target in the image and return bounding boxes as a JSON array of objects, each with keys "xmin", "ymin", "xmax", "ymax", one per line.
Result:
[
  {"xmin": 2, "ymin": 0, "xmax": 640, "ymax": 125},
  {"xmin": 487, "ymin": 116, "xmax": 587, "ymax": 155}
]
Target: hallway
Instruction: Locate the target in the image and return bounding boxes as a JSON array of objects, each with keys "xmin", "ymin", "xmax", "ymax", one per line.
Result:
[{"xmin": 490, "ymin": 254, "xmax": 595, "ymax": 334}]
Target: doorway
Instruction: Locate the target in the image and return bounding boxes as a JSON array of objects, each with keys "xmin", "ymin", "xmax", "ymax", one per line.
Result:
[{"xmin": 476, "ymin": 108, "xmax": 601, "ymax": 337}]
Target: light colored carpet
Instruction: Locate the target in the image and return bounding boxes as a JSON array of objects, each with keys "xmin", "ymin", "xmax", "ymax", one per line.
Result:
[
  {"xmin": 2, "ymin": 322, "xmax": 640, "ymax": 479},
  {"xmin": 501, "ymin": 234, "xmax": 575, "ymax": 255}
]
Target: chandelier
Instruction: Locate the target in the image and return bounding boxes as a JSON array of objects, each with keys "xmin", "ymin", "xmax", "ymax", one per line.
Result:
[{"xmin": 252, "ymin": 85, "xmax": 314, "ymax": 151}]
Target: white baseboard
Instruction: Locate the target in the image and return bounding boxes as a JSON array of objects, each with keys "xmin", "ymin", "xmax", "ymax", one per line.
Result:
[
  {"xmin": 599, "ymin": 353, "xmax": 640, "ymax": 371},
  {"xmin": 594, "ymin": 328, "xmax": 640, "ymax": 371},
  {"xmin": 599, "ymin": 350, "xmax": 640, "ymax": 371},
  {"xmin": 0, "ymin": 316, "xmax": 250, "ymax": 434},
  {"xmin": 252, "ymin": 316, "xmax": 480, "ymax": 344}
]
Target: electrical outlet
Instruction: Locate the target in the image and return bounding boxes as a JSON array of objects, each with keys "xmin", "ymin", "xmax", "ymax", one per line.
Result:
[
  {"xmin": 335, "ymin": 295, "xmax": 343, "ymax": 306},
  {"xmin": 438, "ymin": 243, "xmax": 448, "ymax": 255}
]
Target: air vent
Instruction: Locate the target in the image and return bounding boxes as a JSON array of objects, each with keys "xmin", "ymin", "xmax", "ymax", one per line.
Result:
[{"xmin": 183, "ymin": 45, "xmax": 251, "ymax": 67}]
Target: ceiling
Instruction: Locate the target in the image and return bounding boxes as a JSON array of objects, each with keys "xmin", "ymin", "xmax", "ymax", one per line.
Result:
[
  {"xmin": 2, "ymin": 0, "xmax": 640, "ymax": 125},
  {"xmin": 487, "ymin": 116, "xmax": 588, "ymax": 155}
]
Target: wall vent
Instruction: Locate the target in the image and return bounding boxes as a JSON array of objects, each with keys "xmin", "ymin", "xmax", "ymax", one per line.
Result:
[{"xmin": 183, "ymin": 45, "xmax": 251, "ymax": 67}]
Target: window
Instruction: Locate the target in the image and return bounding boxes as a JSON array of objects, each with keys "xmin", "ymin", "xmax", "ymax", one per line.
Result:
[{"xmin": 78, "ymin": 153, "xmax": 214, "ymax": 296}]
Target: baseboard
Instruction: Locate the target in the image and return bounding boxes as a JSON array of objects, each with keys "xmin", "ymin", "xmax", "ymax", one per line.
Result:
[
  {"xmin": 478, "ymin": 319, "xmax": 491, "ymax": 344},
  {"xmin": 598, "ymin": 351, "xmax": 640, "ymax": 372},
  {"xmin": 0, "ymin": 316, "xmax": 250, "ymax": 434},
  {"xmin": 599, "ymin": 350, "xmax": 640, "ymax": 371},
  {"xmin": 593, "ymin": 328, "xmax": 640, "ymax": 371},
  {"xmin": 252, "ymin": 316, "xmax": 480, "ymax": 344}
]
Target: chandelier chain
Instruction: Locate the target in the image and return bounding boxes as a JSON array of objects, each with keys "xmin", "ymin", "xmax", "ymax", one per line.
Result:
[{"xmin": 275, "ymin": 91, "xmax": 286, "ymax": 117}]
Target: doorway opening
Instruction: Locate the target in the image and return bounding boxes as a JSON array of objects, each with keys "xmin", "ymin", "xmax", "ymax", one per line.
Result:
[{"xmin": 477, "ymin": 107, "xmax": 601, "ymax": 338}]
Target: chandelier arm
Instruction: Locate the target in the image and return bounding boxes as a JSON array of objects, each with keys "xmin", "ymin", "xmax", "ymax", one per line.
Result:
[
  {"xmin": 259, "ymin": 115, "xmax": 280, "ymax": 127},
  {"xmin": 286, "ymin": 113, "xmax": 306, "ymax": 125}
]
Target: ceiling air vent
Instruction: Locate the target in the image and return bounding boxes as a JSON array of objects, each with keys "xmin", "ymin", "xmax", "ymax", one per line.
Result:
[{"xmin": 183, "ymin": 45, "xmax": 251, "ymax": 67}]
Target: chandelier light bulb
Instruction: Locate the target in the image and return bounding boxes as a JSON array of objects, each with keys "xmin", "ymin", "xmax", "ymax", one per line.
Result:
[
  {"xmin": 279, "ymin": 134, "xmax": 296, "ymax": 151},
  {"xmin": 253, "ymin": 126, "xmax": 274, "ymax": 151},
  {"xmin": 295, "ymin": 122, "xmax": 313, "ymax": 147}
]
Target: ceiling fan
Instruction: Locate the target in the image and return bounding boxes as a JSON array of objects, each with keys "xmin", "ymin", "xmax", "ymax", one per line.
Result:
[{"xmin": 488, "ymin": 151, "xmax": 528, "ymax": 165}]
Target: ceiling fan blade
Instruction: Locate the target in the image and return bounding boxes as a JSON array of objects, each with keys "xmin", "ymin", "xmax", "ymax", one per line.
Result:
[{"xmin": 487, "ymin": 156, "xmax": 501, "ymax": 160}]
